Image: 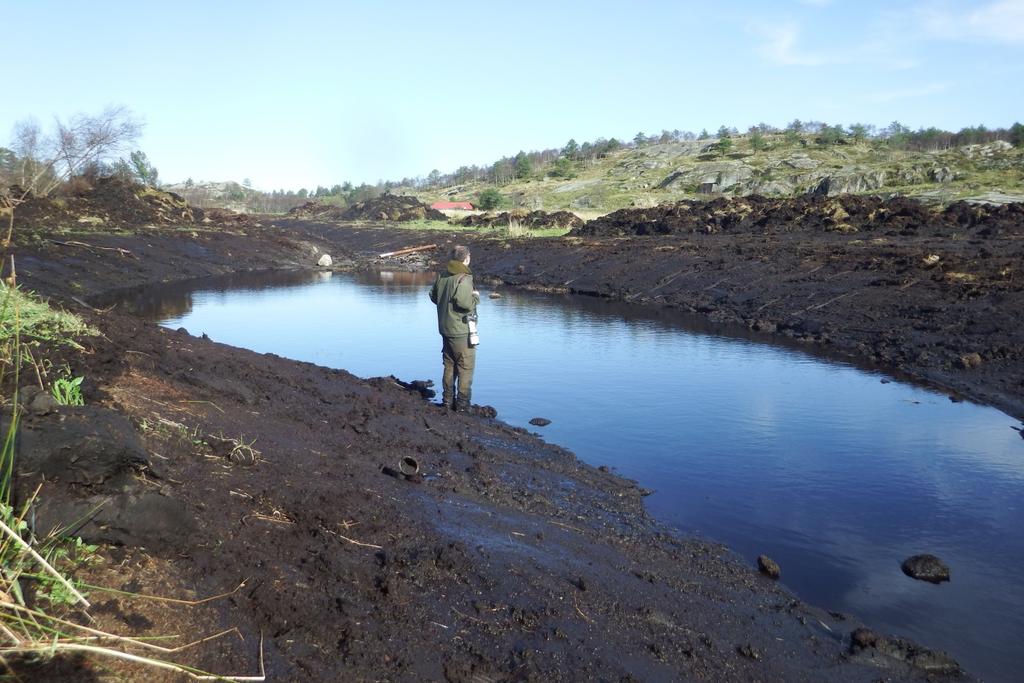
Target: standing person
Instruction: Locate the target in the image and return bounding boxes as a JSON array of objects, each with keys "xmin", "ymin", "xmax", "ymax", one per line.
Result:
[{"xmin": 429, "ymin": 245, "xmax": 480, "ymax": 411}]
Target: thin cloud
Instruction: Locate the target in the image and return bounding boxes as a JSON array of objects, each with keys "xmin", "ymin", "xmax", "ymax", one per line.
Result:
[
  {"xmin": 918, "ymin": 0, "xmax": 1024, "ymax": 44},
  {"xmin": 755, "ymin": 22, "xmax": 827, "ymax": 66},
  {"xmin": 866, "ymin": 82, "xmax": 950, "ymax": 103},
  {"xmin": 752, "ymin": 19, "xmax": 918, "ymax": 70}
]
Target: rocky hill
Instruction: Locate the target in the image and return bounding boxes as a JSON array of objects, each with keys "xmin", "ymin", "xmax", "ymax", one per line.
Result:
[{"xmin": 418, "ymin": 137, "xmax": 1024, "ymax": 214}]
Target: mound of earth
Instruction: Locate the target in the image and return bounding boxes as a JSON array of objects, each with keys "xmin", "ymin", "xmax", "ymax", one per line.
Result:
[
  {"xmin": 342, "ymin": 194, "xmax": 447, "ymax": 222},
  {"xmin": 459, "ymin": 210, "xmax": 584, "ymax": 229},
  {"xmin": 197, "ymin": 207, "xmax": 260, "ymax": 226},
  {"xmin": 573, "ymin": 195, "xmax": 1024, "ymax": 239},
  {"xmin": 6, "ymin": 178, "xmax": 256, "ymax": 232},
  {"xmin": 9, "ymin": 178, "xmax": 196, "ymax": 228},
  {"xmin": 290, "ymin": 195, "xmax": 447, "ymax": 222},
  {"xmin": 286, "ymin": 201, "xmax": 349, "ymax": 220}
]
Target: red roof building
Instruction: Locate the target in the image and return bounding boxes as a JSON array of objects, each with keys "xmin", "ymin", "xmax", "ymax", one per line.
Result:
[{"xmin": 430, "ymin": 201, "xmax": 474, "ymax": 210}]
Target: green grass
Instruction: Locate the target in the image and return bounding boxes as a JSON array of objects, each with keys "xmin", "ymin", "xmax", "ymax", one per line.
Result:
[
  {"xmin": 51, "ymin": 375, "xmax": 85, "ymax": 406},
  {"xmin": 0, "ymin": 285, "xmax": 95, "ymax": 350}
]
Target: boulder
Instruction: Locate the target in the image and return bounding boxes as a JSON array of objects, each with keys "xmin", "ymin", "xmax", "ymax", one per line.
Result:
[
  {"xmin": 751, "ymin": 179, "xmax": 797, "ymax": 196},
  {"xmin": 957, "ymin": 352, "xmax": 983, "ymax": 369},
  {"xmin": 757, "ymin": 554, "xmax": 781, "ymax": 579},
  {"xmin": 783, "ymin": 155, "xmax": 820, "ymax": 170},
  {"xmin": 809, "ymin": 170, "xmax": 887, "ymax": 196},
  {"xmin": 570, "ymin": 195, "xmax": 594, "ymax": 209},
  {"xmin": 929, "ymin": 167, "xmax": 956, "ymax": 183},
  {"xmin": 848, "ymin": 627, "xmax": 961, "ymax": 675},
  {"xmin": 901, "ymin": 554, "xmax": 950, "ymax": 583},
  {"xmin": 529, "ymin": 417, "xmax": 552, "ymax": 427}
]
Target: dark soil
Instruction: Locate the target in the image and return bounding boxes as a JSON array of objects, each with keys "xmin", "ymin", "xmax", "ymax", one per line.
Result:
[
  {"xmin": 459, "ymin": 210, "xmax": 585, "ymax": 230},
  {"xmin": 6, "ymin": 178, "xmax": 257, "ymax": 230},
  {"xmin": 289, "ymin": 194, "xmax": 447, "ymax": 222},
  {"xmin": 574, "ymin": 195, "xmax": 1024, "ymax": 240},
  {"xmin": 7, "ymin": 199, "xmax": 993, "ymax": 680}
]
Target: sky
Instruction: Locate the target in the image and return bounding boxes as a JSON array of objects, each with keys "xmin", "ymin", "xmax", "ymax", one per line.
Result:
[{"xmin": 2, "ymin": 0, "xmax": 1022, "ymax": 191}]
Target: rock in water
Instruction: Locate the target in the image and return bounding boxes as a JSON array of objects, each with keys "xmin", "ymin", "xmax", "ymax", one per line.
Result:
[
  {"xmin": 529, "ymin": 417, "xmax": 552, "ymax": 427},
  {"xmin": 317, "ymin": 254, "xmax": 333, "ymax": 267},
  {"xmin": 757, "ymin": 555, "xmax": 781, "ymax": 579},
  {"xmin": 901, "ymin": 554, "xmax": 950, "ymax": 583}
]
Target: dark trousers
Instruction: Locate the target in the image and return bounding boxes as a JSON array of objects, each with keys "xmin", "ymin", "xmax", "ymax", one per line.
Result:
[{"xmin": 441, "ymin": 336, "xmax": 475, "ymax": 406}]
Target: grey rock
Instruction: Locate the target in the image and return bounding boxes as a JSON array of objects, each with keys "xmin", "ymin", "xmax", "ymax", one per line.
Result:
[
  {"xmin": 957, "ymin": 352, "xmax": 983, "ymax": 369},
  {"xmin": 901, "ymin": 554, "xmax": 950, "ymax": 583},
  {"xmin": 757, "ymin": 554, "xmax": 781, "ymax": 579},
  {"xmin": 751, "ymin": 179, "xmax": 797, "ymax": 196},
  {"xmin": 929, "ymin": 166, "xmax": 956, "ymax": 183},
  {"xmin": 964, "ymin": 191, "xmax": 1024, "ymax": 205},
  {"xmin": 29, "ymin": 392, "xmax": 61, "ymax": 415},
  {"xmin": 19, "ymin": 385, "xmax": 58, "ymax": 415},
  {"xmin": 570, "ymin": 195, "xmax": 594, "ymax": 209},
  {"xmin": 849, "ymin": 627, "xmax": 961, "ymax": 675},
  {"xmin": 658, "ymin": 162, "xmax": 753, "ymax": 192},
  {"xmin": 783, "ymin": 155, "xmax": 820, "ymax": 170},
  {"xmin": 553, "ymin": 179, "xmax": 601, "ymax": 194},
  {"xmin": 630, "ymin": 195, "xmax": 658, "ymax": 208},
  {"xmin": 809, "ymin": 170, "xmax": 887, "ymax": 196},
  {"xmin": 529, "ymin": 417, "xmax": 551, "ymax": 427},
  {"xmin": 897, "ymin": 167, "xmax": 926, "ymax": 184}
]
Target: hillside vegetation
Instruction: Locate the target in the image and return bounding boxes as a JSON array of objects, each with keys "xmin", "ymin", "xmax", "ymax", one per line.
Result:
[{"xmin": 413, "ymin": 135, "xmax": 1024, "ymax": 215}]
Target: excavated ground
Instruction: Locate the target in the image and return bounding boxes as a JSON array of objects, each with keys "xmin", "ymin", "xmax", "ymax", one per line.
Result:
[
  {"xmin": 7, "ymin": 207, "xmax": 1000, "ymax": 680},
  {"xmin": 457, "ymin": 210, "xmax": 585, "ymax": 229}
]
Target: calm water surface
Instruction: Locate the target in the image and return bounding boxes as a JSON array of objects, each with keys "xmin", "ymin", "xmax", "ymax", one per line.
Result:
[{"xmin": 112, "ymin": 270, "xmax": 1024, "ymax": 682}]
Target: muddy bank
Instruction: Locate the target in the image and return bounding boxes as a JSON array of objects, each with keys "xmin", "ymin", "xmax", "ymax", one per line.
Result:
[
  {"xmin": 10, "ymin": 219, "xmax": 971, "ymax": 680},
  {"xmin": 573, "ymin": 195, "xmax": 1024, "ymax": 239}
]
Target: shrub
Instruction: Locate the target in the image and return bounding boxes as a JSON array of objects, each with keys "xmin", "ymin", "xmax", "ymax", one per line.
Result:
[{"xmin": 477, "ymin": 188, "xmax": 502, "ymax": 210}]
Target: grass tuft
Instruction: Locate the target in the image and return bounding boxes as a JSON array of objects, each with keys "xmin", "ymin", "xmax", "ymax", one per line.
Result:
[{"xmin": 0, "ymin": 285, "xmax": 94, "ymax": 348}]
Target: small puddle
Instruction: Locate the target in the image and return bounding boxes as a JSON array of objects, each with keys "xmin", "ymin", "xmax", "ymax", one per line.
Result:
[{"xmin": 107, "ymin": 269, "xmax": 1024, "ymax": 682}]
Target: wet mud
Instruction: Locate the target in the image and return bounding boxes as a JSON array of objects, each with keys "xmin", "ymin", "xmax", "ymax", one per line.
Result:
[{"xmin": 8, "ymin": 209, "xmax": 991, "ymax": 680}]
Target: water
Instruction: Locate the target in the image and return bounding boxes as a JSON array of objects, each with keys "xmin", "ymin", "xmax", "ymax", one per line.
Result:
[{"xmin": 110, "ymin": 269, "xmax": 1024, "ymax": 682}]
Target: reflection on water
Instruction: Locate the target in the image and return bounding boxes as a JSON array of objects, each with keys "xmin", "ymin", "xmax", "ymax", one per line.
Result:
[{"xmin": 109, "ymin": 269, "xmax": 1024, "ymax": 683}]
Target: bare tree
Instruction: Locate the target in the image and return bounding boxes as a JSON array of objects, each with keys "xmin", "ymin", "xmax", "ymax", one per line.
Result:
[
  {"xmin": 2, "ymin": 106, "xmax": 142, "ymax": 263},
  {"xmin": 47, "ymin": 105, "xmax": 142, "ymax": 194},
  {"xmin": 10, "ymin": 119, "xmax": 44, "ymax": 189},
  {"xmin": 7, "ymin": 105, "xmax": 142, "ymax": 197}
]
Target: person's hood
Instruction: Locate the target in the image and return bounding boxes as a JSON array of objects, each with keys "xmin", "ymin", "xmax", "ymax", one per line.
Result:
[{"xmin": 446, "ymin": 260, "xmax": 472, "ymax": 275}]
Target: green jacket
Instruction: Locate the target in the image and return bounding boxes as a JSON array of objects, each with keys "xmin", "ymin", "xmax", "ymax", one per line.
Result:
[{"xmin": 429, "ymin": 260, "xmax": 478, "ymax": 338}]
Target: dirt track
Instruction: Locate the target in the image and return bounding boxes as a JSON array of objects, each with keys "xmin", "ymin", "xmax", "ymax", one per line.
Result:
[{"xmin": 10, "ymin": 212, "xmax": 1003, "ymax": 680}]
